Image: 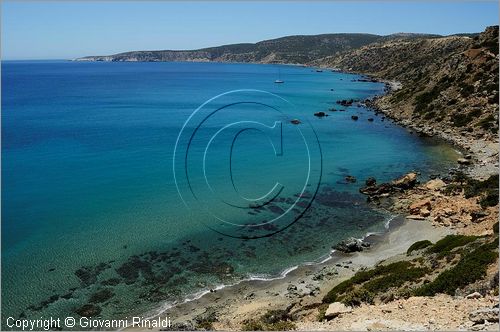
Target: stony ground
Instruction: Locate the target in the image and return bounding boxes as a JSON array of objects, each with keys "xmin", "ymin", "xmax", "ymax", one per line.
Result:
[{"xmin": 297, "ymin": 294, "xmax": 499, "ymax": 331}]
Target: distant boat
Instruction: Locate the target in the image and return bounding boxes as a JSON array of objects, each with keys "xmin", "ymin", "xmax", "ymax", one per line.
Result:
[{"xmin": 275, "ymin": 68, "xmax": 284, "ymax": 83}]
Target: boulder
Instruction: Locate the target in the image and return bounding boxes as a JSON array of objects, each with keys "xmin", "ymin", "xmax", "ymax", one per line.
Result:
[
  {"xmin": 314, "ymin": 111, "xmax": 327, "ymax": 117},
  {"xmin": 425, "ymin": 179, "xmax": 446, "ymax": 191},
  {"xmin": 469, "ymin": 308, "xmax": 499, "ymax": 324},
  {"xmin": 351, "ymin": 115, "xmax": 359, "ymax": 121},
  {"xmin": 466, "ymin": 292, "xmax": 483, "ymax": 299},
  {"xmin": 409, "ymin": 198, "xmax": 432, "ymax": 214},
  {"xmin": 334, "ymin": 237, "xmax": 370, "ymax": 253},
  {"xmin": 324, "ymin": 302, "xmax": 352, "ymax": 319},
  {"xmin": 471, "ymin": 211, "xmax": 489, "ymax": 222},
  {"xmin": 457, "ymin": 158, "xmax": 471, "ymax": 165},
  {"xmin": 391, "ymin": 172, "xmax": 418, "ymax": 190}
]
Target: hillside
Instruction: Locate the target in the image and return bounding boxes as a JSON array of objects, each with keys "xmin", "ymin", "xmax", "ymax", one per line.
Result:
[
  {"xmin": 76, "ymin": 33, "xmax": 435, "ymax": 63},
  {"xmin": 318, "ymin": 26, "xmax": 499, "ymax": 178},
  {"xmin": 322, "ymin": 26, "xmax": 498, "ymax": 140}
]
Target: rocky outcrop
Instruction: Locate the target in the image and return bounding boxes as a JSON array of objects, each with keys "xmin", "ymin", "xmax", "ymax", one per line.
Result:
[
  {"xmin": 333, "ymin": 237, "xmax": 370, "ymax": 253},
  {"xmin": 469, "ymin": 307, "xmax": 499, "ymax": 324},
  {"xmin": 360, "ymin": 172, "xmax": 418, "ymax": 198}
]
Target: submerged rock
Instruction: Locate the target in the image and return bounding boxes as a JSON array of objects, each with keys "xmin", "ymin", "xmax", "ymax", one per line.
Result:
[
  {"xmin": 75, "ymin": 304, "xmax": 101, "ymax": 317},
  {"xmin": 290, "ymin": 119, "xmax": 301, "ymax": 125},
  {"xmin": 89, "ymin": 288, "xmax": 114, "ymax": 303},
  {"xmin": 314, "ymin": 111, "xmax": 328, "ymax": 117},
  {"xmin": 351, "ymin": 115, "xmax": 359, "ymax": 121},
  {"xmin": 345, "ymin": 175, "xmax": 357, "ymax": 183}
]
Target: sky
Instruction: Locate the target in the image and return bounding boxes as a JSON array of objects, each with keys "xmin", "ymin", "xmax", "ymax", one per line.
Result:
[{"xmin": 2, "ymin": 1, "xmax": 499, "ymax": 60}]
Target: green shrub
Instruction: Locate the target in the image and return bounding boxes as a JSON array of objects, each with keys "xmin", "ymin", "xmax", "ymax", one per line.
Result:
[
  {"xmin": 242, "ymin": 309, "xmax": 296, "ymax": 331},
  {"xmin": 323, "ymin": 261, "xmax": 426, "ymax": 305},
  {"xmin": 442, "ymin": 183, "xmax": 463, "ymax": 196},
  {"xmin": 242, "ymin": 320, "xmax": 265, "ymax": 331},
  {"xmin": 424, "ymin": 112, "xmax": 436, "ymax": 120},
  {"xmin": 363, "ymin": 265, "xmax": 429, "ymax": 294},
  {"xmin": 407, "ymin": 240, "xmax": 433, "ymax": 255},
  {"xmin": 261, "ymin": 310, "xmax": 290, "ymax": 325},
  {"xmin": 267, "ymin": 321, "xmax": 297, "ymax": 331},
  {"xmin": 195, "ymin": 312, "xmax": 217, "ymax": 330},
  {"xmin": 460, "ymin": 83, "xmax": 475, "ymax": 97},
  {"xmin": 480, "ymin": 189, "xmax": 499, "ymax": 208},
  {"xmin": 414, "ymin": 241, "xmax": 498, "ymax": 296},
  {"xmin": 427, "ymin": 235, "xmax": 478, "ymax": 255},
  {"xmin": 453, "ymin": 109, "xmax": 482, "ymax": 127},
  {"xmin": 464, "ymin": 174, "xmax": 499, "ymax": 198},
  {"xmin": 316, "ymin": 304, "xmax": 328, "ymax": 321},
  {"xmin": 478, "ymin": 114, "xmax": 496, "ymax": 131},
  {"xmin": 340, "ymin": 288, "xmax": 374, "ymax": 307}
]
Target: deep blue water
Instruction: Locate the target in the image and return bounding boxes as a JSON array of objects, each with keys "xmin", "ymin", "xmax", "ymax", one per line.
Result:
[{"xmin": 1, "ymin": 60, "xmax": 459, "ymax": 324}]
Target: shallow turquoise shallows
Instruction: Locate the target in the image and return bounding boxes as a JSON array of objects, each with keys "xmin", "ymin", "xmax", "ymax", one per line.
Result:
[{"xmin": 2, "ymin": 61, "xmax": 459, "ymax": 324}]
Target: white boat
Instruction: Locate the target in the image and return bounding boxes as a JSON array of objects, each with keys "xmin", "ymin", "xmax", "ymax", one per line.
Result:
[{"xmin": 274, "ymin": 68, "xmax": 284, "ymax": 83}]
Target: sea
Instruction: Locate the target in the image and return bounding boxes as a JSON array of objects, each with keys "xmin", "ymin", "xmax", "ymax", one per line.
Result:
[{"xmin": 1, "ymin": 60, "xmax": 460, "ymax": 327}]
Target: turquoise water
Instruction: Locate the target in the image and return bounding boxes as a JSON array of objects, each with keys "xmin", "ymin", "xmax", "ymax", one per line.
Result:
[{"xmin": 2, "ymin": 61, "xmax": 459, "ymax": 325}]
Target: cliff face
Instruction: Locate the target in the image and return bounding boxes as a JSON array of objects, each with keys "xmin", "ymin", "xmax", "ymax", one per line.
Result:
[{"xmin": 322, "ymin": 26, "xmax": 499, "ymax": 145}]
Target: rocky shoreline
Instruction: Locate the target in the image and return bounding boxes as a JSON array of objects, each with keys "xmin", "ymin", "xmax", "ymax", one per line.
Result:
[
  {"xmin": 364, "ymin": 82, "xmax": 499, "ymax": 181},
  {"xmin": 127, "ymin": 217, "xmax": 451, "ymax": 331},
  {"xmin": 135, "ymin": 168, "xmax": 497, "ymax": 331},
  {"xmin": 123, "ymin": 66, "xmax": 499, "ymax": 331},
  {"xmin": 127, "ymin": 64, "xmax": 500, "ymax": 330},
  {"xmin": 124, "ymin": 26, "xmax": 500, "ymax": 330}
]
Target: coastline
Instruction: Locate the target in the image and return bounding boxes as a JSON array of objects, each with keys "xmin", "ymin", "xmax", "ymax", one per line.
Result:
[
  {"xmin": 125, "ymin": 67, "xmax": 498, "ymax": 330},
  {"xmin": 127, "ymin": 217, "xmax": 451, "ymax": 331},
  {"xmin": 133, "ymin": 67, "xmax": 497, "ymax": 330}
]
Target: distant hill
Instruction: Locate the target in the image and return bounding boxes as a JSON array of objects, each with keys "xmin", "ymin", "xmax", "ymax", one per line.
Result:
[
  {"xmin": 75, "ymin": 33, "xmax": 437, "ymax": 64},
  {"xmin": 76, "ymin": 26, "xmax": 499, "ymax": 147}
]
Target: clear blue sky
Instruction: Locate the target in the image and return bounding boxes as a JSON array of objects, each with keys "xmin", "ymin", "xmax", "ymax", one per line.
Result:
[{"xmin": 2, "ymin": 1, "xmax": 498, "ymax": 60}]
